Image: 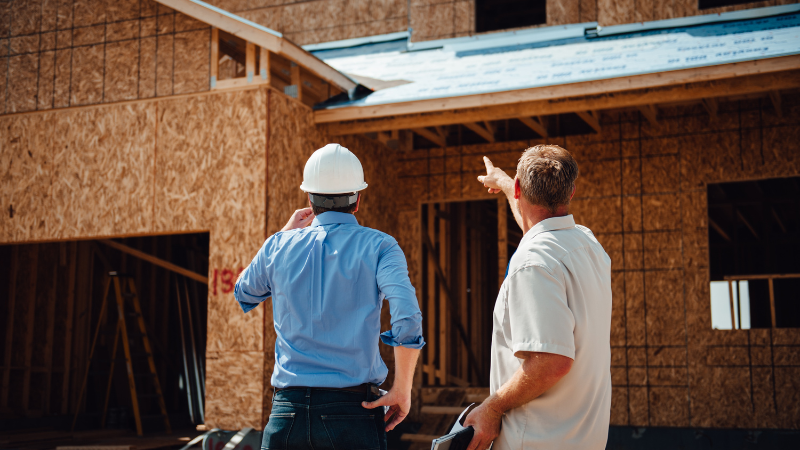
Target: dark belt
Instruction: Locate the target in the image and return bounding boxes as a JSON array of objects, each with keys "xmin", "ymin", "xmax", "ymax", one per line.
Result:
[{"xmin": 274, "ymin": 383, "xmax": 380, "ymax": 396}]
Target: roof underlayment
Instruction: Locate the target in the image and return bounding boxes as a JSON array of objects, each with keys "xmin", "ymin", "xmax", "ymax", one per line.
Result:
[{"xmin": 310, "ymin": 4, "xmax": 800, "ymax": 111}]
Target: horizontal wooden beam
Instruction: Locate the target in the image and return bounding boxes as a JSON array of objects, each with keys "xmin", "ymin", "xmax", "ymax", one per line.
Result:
[
  {"xmin": 317, "ymin": 55, "xmax": 800, "ymax": 127},
  {"xmin": 154, "ymin": 0, "xmax": 356, "ymax": 92},
  {"xmin": 463, "ymin": 121, "xmax": 495, "ymax": 142},
  {"xmin": 576, "ymin": 110, "xmax": 601, "ymax": 133},
  {"xmin": 518, "ymin": 116, "xmax": 547, "ymax": 137},
  {"xmin": 412, "ymin": 127, "xmax": 446, "ymax": 147},
  {"xmin": 98, "ymin": 239, "xmax": 209, "ymax": 285}
]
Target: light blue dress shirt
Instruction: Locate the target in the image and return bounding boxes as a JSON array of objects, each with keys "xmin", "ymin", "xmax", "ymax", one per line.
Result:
[{"xmin": 234, "ymin": 211, "xmax": 425, "ymax": 389}]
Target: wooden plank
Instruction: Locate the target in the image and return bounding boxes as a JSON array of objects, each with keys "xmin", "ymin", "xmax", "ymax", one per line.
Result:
[
  {"xmin": 723, "ymin": 273, "xmax": 800, "ymax": 281},
  {"xmin": 259, "ymin": 47, "xmax": 270, "ymax": 83},
  {"xmin": 1, "ymin": 246, "xmax": 19, "ymax": 408},
  {"xmin": 21, "ymin": 245, "xmax": 39, "ymax": 412},
  {"xmin": 43, "ymin": 245, "xmax": 59, "ymax": 413},
  {"xmin": 214, "ymin": 77, "xmax": 268, "ymax": 90},
  {"xmin": 412, "ymin": 127, "xmax": 446, "ymax": 147},
  {"xmin": 463, "ymin": 122, "xmax": 495, "ymax": 142},
  {"xmin": 728, "ymin": 280, "xmax": 737, "ymax": 330},
  {"xmin": 421, "ymin": 405, "xmax": 466, "ymax": 415},
  {"xmin": 519, "ymin": 116, "xmax": 547, "ymax": 137},
  {"xmin": 576, "ymin": 110, "xmax": 601, "ymax": 133},
  {"xmin": 769, "ymin": 90, "xmax": 781, "ymax": 117},
  {"xmin": 320, "ymin": 64, "xmax": 800, "ymax": 134},
  {"xmin": 98, "ymin": 239, "xmax": 208, "ymax": 284},
  {"xmin": 768, "ymin": 278, "xmax": 776, "ymax": 328},
  {"xmin": 245, "ymin": 41, "xmax": 256, "ymax": 84},
  {"xmin": 638, "ymin": 104, "xmax": 658, "ymax": 126},
  {"xmin": 153, "ymin": 0, "xmax": 357, "ymax": 92},
  {"xmin": 61, "ymin": 242, "xmax": 78, "ymax": 414},
  {"xmin": 426, "ymin": 204, "xmax": 436, "ymax": 385},
  {"xmin": 438, "ymin": 204, "xmax": 448, "ymax": 385},
  {"xmin": 210, "ymin": 28, "xmax": 219, "ymax": 88},
  {"xmin": 702, "ymin": 97, "xmax": 718, "ymax": 121},
  {"xmin": 458, "ymin": 206, "xmax": 468, "ymax": 382},
  {"xmin": 709, "ymin": 218, "xmax": 731, "ymax": 242},
  {"xmin": 291, "ymin": 62, "xmax": 302, "ymax": 102}
]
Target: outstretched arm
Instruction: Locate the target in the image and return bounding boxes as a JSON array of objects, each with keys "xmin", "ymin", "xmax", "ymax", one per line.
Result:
[{"xmin": 477, "ymin": 157, "xmax": 524, "ymax": 230}]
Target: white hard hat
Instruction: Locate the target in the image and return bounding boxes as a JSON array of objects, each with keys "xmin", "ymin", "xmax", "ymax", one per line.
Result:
[{"xmin": 300, "ymin": 144, "xmax": 368, "ymax": 194}]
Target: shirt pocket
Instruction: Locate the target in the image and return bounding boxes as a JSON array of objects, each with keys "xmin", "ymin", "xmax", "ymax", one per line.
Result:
[{"xmin": 321, "ymin": 414, "xmax": 380, "ymax": 450}]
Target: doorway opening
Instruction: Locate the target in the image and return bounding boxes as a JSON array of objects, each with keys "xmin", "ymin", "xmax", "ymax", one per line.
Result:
[
  {"xmin": 0, "ymin": 233, "xmax": 209, "ymax": 439},
  {"xmin": 420, "ymin": 200, "xmax": 522, "ymax": 387}
]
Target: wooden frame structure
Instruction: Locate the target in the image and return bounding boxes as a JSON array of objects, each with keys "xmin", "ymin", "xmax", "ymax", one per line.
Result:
[
  {"xmin": 316, "ymin": 56, "xmax": 800, "ymax": 148},
  {"xmin": 724, "ymin": 274, "xmax": 800, "ymax": 329}
]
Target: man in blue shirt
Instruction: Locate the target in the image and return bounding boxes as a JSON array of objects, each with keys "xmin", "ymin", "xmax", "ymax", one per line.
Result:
[{"xmin": 234, "ymin": 144, "xmax": 424, "ymax": 450}]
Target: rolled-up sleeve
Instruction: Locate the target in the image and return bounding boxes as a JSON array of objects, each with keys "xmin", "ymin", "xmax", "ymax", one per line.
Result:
[
  {"xmin": 506, "ymin": 265, "xmax": 575, "ymax": 359},
  {"xmin": 234, "ymin": 239, "xmax": 273, "ymax": 313},
  {"xmin": 376, "ymin": 241, "xmax": 425, "ymax": 349}
]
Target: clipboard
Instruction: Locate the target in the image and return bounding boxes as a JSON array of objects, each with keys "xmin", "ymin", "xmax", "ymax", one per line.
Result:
[{"xmin": 430, "ymin": 404, "xmax": 477, "ymax": 450}]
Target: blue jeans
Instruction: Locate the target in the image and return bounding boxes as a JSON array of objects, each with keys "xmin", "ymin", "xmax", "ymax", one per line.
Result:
[{"xmin": 262, "ymin": 387, "xmax": 387, "ymax": 450}]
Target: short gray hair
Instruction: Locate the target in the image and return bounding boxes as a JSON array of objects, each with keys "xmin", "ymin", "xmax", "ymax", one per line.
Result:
[{"xmin": 517, "ymin": 145, "xmax": 579, "ymax": 213}]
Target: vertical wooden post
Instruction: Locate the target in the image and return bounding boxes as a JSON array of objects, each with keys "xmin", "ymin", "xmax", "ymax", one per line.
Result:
[
  {"xmin": 291, "ymin": 63, "xmax": 302, "ymax": 102},
  {"xmin": 210, "ymin": 28, "xmax": 219, "ymax": 88},
  {"xmin": 1, "ymin": 246, "xmax": 19, "ymax": 408},
  {"xmin": 458, "ymin": 205, "xmax": 469, "ymax": 382},
  {"xmin": 22, "ymin": 245, "xmax": 40, "ymax": 412},
  {"xmin": 728, "ymin": 280, "xmax": 737, "ymax": 330},
  {"xmin": 438, "ymin": 204, "xmax": 449, "ymax": 385},
  {"xmin": 426, "ymin": 204, "xmax": 437, "ymax": 385},
  {"xmin": 768, "ymin": 278, "xmax": 776, "ymax": 328},
  {"xmin": 260, "ymin": 47, "xmax": 270, "ymax": 83},
  {"xmin": 246, "ymin": 41, "xmax": 256, "ymax": 84},
  {"xmin": 61, "ymin": 242, "xmax": 78, "ymax": 414},
  {"xmin": 498, "ymin": 199, "xmax": 508, "ymax": 284},
  {"xmin": 43, "ymin": 245, "xmax": 59, "ymax": 413}
]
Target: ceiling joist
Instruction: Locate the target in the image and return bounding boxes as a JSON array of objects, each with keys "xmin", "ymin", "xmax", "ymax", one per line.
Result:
[
  {"xmin": 770, "ymin": 90, "xmax": 782, "ymax": 117},
  {"xmin": 576, "ymin": 111, "xmax": 601, "ymax": 134},
  {"xmin": 413, "ymin": 127, "xmax": 447, "ymax": 147},
  {"xmin": 464, "ymin": 122, "xmax": 495, "ymax": 143},
  {"xmin": 519, "ymin": 116, "xmax": 548, "ymax": 137},
  {"xmin": 702, "ymin": 97, "xmax": 719, "ymax": 121},
  {"xmin": 638, "ymin": 104, "xmax": 659, "ymax": 127}
]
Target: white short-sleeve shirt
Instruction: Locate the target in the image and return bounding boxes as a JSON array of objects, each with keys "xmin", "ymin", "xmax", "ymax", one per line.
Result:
[{"xmin": 490, "ymin": 215, "xmax": 612, "ymax": 450}]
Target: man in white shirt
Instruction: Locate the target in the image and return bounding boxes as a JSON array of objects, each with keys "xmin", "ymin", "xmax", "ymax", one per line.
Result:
[{"xmin": 465, "ymin": 145, "xmax": 612, "ymax": 450}]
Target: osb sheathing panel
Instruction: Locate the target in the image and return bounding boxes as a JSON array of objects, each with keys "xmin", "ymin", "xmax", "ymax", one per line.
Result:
[
  {"xmin": 0, "ymin": 103, "xmax": 156, "ymax": 243},
  {"xmin": 392, "ymin": 94, "xmax": 800, "ymax": 429},
  {"xmin": 156, "ymin": 88, "xmax": 267, "ymax": 354},
  {"xmin": 205, "ymin": 351, "xmax": 265, "ymax": 429}
]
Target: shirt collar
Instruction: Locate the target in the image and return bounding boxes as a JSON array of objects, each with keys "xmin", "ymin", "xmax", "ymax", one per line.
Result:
[
  {"xmin": 519, "ymin": 214, "xmax": 576, "ymax": 246},
  {"xmin": 311, "ymin": 211, "xmax": 359, "ymax": 227}
]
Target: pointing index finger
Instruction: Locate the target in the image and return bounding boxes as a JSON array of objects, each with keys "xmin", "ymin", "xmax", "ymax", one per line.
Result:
[{"xmin": 483, "ymin": 156, "xmax": 494, "ymax": 171}]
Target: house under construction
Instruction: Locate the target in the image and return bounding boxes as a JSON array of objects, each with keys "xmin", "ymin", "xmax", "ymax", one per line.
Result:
[{"xmin": 1, "ymin": 0, "xmax": 800, "ymax": 447}]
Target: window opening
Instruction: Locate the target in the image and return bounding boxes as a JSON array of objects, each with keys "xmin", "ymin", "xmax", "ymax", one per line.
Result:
[
  {"xmin": 475, "ymin": 0, "xmax": 546, "ymax": 33},
  {"xmin": 708, "ymin": 177, "xmax": 800, "ymax": 329}
]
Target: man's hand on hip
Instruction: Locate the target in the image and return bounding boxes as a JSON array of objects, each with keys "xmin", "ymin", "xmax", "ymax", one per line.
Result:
[
  {"xmin": 281, "ymin": 207, "xmax": 315, "ymax": 231},
  {"xmin": 362, "ymin": 388, "xmax": 410, "ymax": 432},
  {"xmin": 463, "ymin": 401, "xmax": 503, "ymax": 450}
]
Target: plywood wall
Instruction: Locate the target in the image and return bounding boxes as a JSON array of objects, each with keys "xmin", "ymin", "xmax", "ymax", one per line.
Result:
[
  {"xmin": 0, "ymin": 86, "xmax": 267, "ymax": 429},
  {"xmin": 391, "ymin": 93, "xmax": 800, "ymax": 429},
  {"xmin": 0, "ymin": 0, "xmax": 210, "ymax": 115}
]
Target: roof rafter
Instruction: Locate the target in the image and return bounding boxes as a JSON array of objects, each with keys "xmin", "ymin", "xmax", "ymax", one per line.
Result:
[
  {"xmin": 463, "ymin": 122, "xmax": 495, "ymax": 142},
  {"xmin": 518, "ymin": 116, "xmax": 548, "ymax": 137},
  {"xmin": 576, "ymin": 111, "xmax": 601, "ymax": 134}
]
